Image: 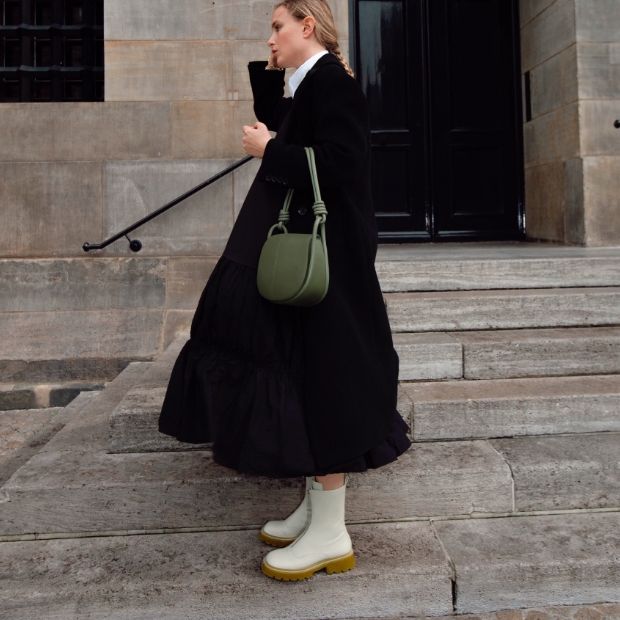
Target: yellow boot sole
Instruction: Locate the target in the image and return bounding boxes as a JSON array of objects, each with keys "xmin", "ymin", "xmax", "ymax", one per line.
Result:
[
  {"xmin": 261, "ymin": 550, "xmax": 356, "ymax": 581},
  {"xmin": 258, "ymin": 528, "xmax": 299, "ymax": 547}
]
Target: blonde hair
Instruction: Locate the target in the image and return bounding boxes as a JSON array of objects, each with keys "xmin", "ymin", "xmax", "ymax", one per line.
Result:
[{"xmin": 274, "ymin": 0, "xmax": 354, "ymax": 77}]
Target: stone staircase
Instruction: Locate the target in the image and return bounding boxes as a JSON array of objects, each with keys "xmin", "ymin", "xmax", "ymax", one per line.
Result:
[{"xmin": 1, "ymin": 243, "xmax": 619, "ymax": 619}]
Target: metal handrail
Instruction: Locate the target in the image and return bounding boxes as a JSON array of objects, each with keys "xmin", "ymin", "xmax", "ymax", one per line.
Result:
[{"xmin": 83, "ymin": 155, "xmax": 254, "ymax": 253}]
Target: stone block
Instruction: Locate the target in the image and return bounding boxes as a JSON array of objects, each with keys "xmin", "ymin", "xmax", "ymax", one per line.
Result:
[
  {"xmin": 578, "ymin": 43, "xmax": 620, "ymax": 99},
  {"xmin": 163, "ymin": 311, "xmax": 194, "ymax": 348},
  {"xmin": 521, "ymin": 0, "xmax": 576, "ymax": 72},
  {"xmin": 392, "ymin": 332, "xmax": 463, "ymax": 380},
  {"xmin": 575, "ymin": 0, "xmax": 620, "ymax": 43},
  {"xmin": 489, "ymin": 433, "xmax": 620, "ymax": 511},
  {"xmin": 523, "ymin": 102, "xmax": 580, "ymax": 168},
  {"xmin": 102, "ymin": 159, "xmax": 235, "ymax": 256},
  {"xmin": 456, "ymin": 326, "xmax": 620, "ymax": 379},
  {"xmin": 375, "ymin": 244, "xmax": 620, "ymax": 291},
  {"xmin": 105, "ymin": 41, "xmax": 231, "ymax": 102},
  {"xmin": 404, "ymin": 375, "xmax": 620, "ymax": 441},
  {"xmin": 0, "ymin": 310, "xmax": 164, "ymax": 362},
  {"xmin": 139, "ymin": 333, "xmax": 189, "ymax": 390},
  {"xmin": 0, "ymin": 103, "xmax": 171, "ymax": 163},
  {"xmin": 0, "ymin": 523, "xmax": 452, "ymax": 619},
  {"xmin": 530, "ymin": 43, "xmax": 578, "ymax": 119},
  {"xmin": 0, "ymin": 386, "xmax": 37, "ymax": 411},
  {"xmin": 0, "ymin": 358, "xmax": 133, "ymax": 384},
  {"xmin": 0, "ymin": 162, "xmax": 102, "ymax": 258},
  {"xmin": 167, "ymin": 257, "xmax": 219, "ymax": 309},
  {"xmin": 0, "ymin": 258, "xmax": 166, "ymax": 313},
  {"xmin": 564, "ymin": 155, "xmax": 586, "ymax": 245},
  {"xmin": 583, "ymin": 155, "xmax": 620, "ymax": 246},
  {"xmin": 524, "ymin": 161, "xmax": 566, "ymax": 242},
  {"xmin": 48, "ymin": 383, "xmax": 106, "ymax": 408},
  {"xmin": 385, "ymin": 288, "xmax": 620, "ymax": 333},
  {"xmin": 434, "ymin": 512, "xmax": 620, "ymax": 612},
  {"xmin": 2, "ymin": 439, "xmax": 512, "ymax": 536},
  {"xmin": 581, "ymin": 101, "xmax": 620, "ymax": 156},
  {"xmin": 520, "ymin": 0, "xmax": 559, "ymax": 28},
  {"xmin": 171, "ymin": 100, "xmax": 249, "ymax": 160}
]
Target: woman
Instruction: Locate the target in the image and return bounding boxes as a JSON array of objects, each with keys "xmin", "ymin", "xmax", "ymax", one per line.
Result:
[{"xmin": 158, "ymin": 0, "xmax": 411, "ymax": 581}]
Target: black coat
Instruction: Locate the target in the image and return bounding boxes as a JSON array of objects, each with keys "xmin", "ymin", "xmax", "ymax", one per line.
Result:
[{"xmin": 245, "ymin": 53, "xmax": 400, "ymax": 469}]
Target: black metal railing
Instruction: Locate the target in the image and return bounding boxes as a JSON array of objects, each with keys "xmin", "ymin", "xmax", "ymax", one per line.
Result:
[{"xmin": 83, "ymin": 155, "xmax": 253, "ymax": 253}]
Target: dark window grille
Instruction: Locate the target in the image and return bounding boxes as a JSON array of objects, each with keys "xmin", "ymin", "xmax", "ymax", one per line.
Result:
[{"xmin": 1, "ymin": 0, "xmax": 103, "ymax": 102}]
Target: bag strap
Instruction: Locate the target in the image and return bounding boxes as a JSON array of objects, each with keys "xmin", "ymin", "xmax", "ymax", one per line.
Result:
[{"xmin": 271, "ymin": 146, "xmax": 327, "ymax": 233}]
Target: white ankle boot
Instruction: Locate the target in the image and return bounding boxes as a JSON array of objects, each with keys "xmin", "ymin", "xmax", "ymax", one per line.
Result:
[
  {"xmin": 259, "ymin": 477, "xmax": 313, "ymax": 547},
  {"xmin": 261, "ymin": 474, "xmax": 355, "ymax": 580}
]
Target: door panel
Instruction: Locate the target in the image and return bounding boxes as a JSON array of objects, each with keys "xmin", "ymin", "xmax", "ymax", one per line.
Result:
[{"xmin": 351, "ymin": 0, "xmax": 524, "ymax": 241}]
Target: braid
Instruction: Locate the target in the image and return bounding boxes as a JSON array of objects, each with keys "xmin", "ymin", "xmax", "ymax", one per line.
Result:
[{"xmin": 328, "ymin": 43, "xmax": 354, "ymax": 78}]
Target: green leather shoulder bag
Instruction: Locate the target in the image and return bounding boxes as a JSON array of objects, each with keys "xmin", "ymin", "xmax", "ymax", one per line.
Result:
[{"xmin": 256, "ymin": 146, "xmax": 329, "ymax": 307}]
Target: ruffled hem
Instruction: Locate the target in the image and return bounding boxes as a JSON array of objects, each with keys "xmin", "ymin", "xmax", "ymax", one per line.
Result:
[{"xmin": 158, "ymin": 256, "xmax": 411, "ymax": 478}]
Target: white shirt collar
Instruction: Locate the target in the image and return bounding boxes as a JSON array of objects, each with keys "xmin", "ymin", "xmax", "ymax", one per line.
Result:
[{"xmin": 288, "ymin": 49, "xmax": 329, "ymax": 97}]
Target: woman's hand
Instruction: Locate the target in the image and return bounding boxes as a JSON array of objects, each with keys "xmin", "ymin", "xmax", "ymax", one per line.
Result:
[{"xmin": 242, "ymin": 122, "xmax": 272, "ymax": 158}]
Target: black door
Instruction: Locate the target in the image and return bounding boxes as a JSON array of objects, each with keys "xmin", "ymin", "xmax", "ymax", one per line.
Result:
[{"xmin": 350, "ymin": 0, "xmax": 525, "ymax": 241}]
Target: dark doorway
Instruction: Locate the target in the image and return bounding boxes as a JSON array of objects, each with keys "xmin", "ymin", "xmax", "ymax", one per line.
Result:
[{"xmin": 350, "ymin": 0, "xmax": 525, "ymax": 242}]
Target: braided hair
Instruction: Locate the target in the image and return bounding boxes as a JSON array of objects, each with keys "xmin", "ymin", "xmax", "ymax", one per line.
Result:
[{"xmin": 274, "ymin": 0, "xmax": 355, "ymax": 77}]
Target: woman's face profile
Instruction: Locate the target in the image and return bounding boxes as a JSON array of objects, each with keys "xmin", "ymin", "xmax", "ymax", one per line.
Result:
[{"xmin": 268, "ymin": 5, "xmax": 314, "ymax": 69}]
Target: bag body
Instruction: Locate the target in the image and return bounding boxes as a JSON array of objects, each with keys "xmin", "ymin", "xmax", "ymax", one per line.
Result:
[{"xmin": 257, "ymin": 146, "xmax": 329, "ymax": 307}]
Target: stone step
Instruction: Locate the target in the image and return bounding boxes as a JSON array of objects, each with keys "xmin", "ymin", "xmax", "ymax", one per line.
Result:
[
  {"xmin": 385, "ymin": 287, "xmax": 620, "ymax": 332},
  {"xmin": 1, "ymin": 513, "xmax": 619, "ymax": 618},
  {"xmin": 403, "ymin": 375, "xmax": 620, "ymax": 441},
  {"xmin": 397, "ymin": 327, "xmax": 620, "ymax": 382},
  {"xmin": 0, "ymin": 380, "xmax": 106, "ymax": 411},
  {"xmin": 455, "ymin": 326, "xmax": 620, "ymax": 379},
  {"xmin": 375, "ymin": 243, "xmax": 620, "ymax": 292}
]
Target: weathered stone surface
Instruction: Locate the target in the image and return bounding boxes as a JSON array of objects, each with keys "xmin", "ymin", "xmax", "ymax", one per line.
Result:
[
  {"xmin": 2, "ymin": 435, "xmax": 511, "ymax": 535},
  {"xmin": 38, "ymin": 362, "xmax": 151, "ymax": 456},
  {"xmin": 0, "ymin": 102, "xmax": 171, "ymax": 163},
  {"xmin": 520, "ymin": 0, "xmax": 557, "ymax": 28},
  {"xmin": 0, "ymin": 162, "xmax": 103, "ymax": 258},
  {"xmin": 0, "ymin": 310, "xmax": 164, "ymax": 361},
  {"xmin": 0, "ymin": 382, "xmax": 104, "ymax": 411},
  {"xmin": 489, "ymin": 433, "xmax": 620, "ymax": 511},
  {"xmin": 434, "ymin": 512, "xmax": 620, "ymax": 612},
  {"xmin": 103, "ymin": 159, "xmax": 235, "ymax": 256},
  {"xmin": 392, "ymin": 332, "xmax": 462, "ymax": 380},
  {"xmin": 167, "ymin": 257, "xmax": 218, "ymax": 310},
  {"xmin": 105, "ymin": 41, "xmax": 231, "ymax": 102},
  {"xmin": 521, "ymin": 0, "xmax": 576, "ymax": 72},
  {"xmin": 171, "ymin": 100, "xmax": 249, "ymax": 160},
  {"xmin": 523, "ymin": 101, "xmax": 580, "ymax": 168},
  {"xmin": 530, "ymin": 44, "xmax": 578, "ymax": 119},
  {"xmin": 375, "ymin": 244, "xmax": 620, "ymax": 291},
  {"xmin": 456, "ymin": 327, "xmax": 620, "ymax": 379},
  {"xmin": 0, "ymin": 522, "xmax": 452, "ymax": 620},
  {"xmin": 385, "ymin": 288, "xmax": 620, "ymax": 333},
  {"xmin": 0, "ymin": 258, "xmax": 166, "ymax": 312},
  {"xmin": 0, "ymin": 357, "xmax": 132, "ymax": 384},
  {"xmin": 578, "ymin": 42, "xmax": 620, "ymax": 100},
  {"xmin": 564, "ymin": 156, "xmax": 586, "ymax": 245},
  {"xmin": 581, "ymin": 101, "xmax": 620, "ymax": 157},
  {"xmin": 0, "ymin": 386, "xmax": 38, "ymax": 411},
  {"xmin": 162, "ymin": 310, "xmax": 194, "ymax": 348},
  {"xmin": 583, "ymin": 155, "xmax": 620, "ymax": 246},
  {"xmin": 525, "ymin": 161, "xmax": 567, "ymax": 242},
  {"xmin": 403, "ymin": 375, "xmax": 620, "ymax": 441},
  {"xmin": 0, "ymin": 407, "xmax": 58, "ymax": 466},
  {"xmin": 575, "ymin": 0, "xmax": 620, "ymax": 43}
]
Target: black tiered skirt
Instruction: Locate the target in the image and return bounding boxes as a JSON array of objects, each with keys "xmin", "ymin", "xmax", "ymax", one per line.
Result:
[{"xmin": 158, "ymin": 255, "xmax": 411, "ymax": 478}]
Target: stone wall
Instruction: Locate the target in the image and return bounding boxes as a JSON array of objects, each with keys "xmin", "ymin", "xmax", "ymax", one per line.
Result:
[
  {"xmin": 0, "ymin": 0, "xmax": 348, "ymax": 374},
  {"xmin": 521, "ymin": 0, "xmax": 620, "ymax": 245}
]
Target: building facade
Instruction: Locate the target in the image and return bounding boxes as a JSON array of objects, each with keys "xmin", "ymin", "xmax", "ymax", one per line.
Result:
[{"xmin": 1, "ymin": 0, "xmax": 619, "ymax": 369}]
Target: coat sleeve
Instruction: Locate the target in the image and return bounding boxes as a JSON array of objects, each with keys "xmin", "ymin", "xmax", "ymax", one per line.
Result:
[
  {"xmin": 257, "ymin": 66, "xmax": 370, "ymax": 189},
  {"xmin": 248, "ymin": 60, "xmax": 293, "ymax": 132}
]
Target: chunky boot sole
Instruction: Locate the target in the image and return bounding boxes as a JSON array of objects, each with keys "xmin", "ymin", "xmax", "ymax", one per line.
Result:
[
  {"xmin": 258, "ymin": 528, "xmax": 299, "ymax": 548},
  {"xmin": 261, "ymin": 551, "xmax": 356, "ymax": 581}
]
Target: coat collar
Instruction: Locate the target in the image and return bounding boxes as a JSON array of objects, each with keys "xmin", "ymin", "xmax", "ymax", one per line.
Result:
[{"xmin": 289, "ymin": 52, "xmax": 343, "ymax": 104}]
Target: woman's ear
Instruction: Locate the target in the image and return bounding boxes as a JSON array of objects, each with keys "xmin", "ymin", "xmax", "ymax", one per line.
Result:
[{"xmin": 301, "ymin": 16, "xmax": 316, "ymax": 39}]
